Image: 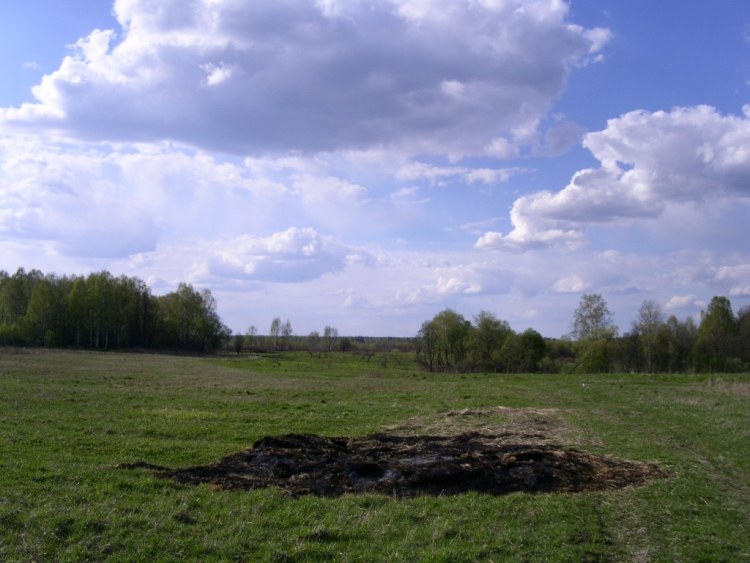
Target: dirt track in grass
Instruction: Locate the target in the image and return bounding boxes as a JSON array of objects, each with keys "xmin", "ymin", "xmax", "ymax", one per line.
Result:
[{"xmin": 121, "ymin": 418, "xmax": 667, "ymax": 497}]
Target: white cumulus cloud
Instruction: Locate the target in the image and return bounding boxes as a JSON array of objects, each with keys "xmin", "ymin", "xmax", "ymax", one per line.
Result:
[
  {"xmin": 209, "ymin": 227, "xmax": 357, "ymax": 282},
  {"xmin": 477, "ymin": 105, "xmax": 750, "ymax": 251}
]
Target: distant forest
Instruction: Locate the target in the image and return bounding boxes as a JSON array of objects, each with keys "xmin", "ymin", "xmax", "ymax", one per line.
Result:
[
  {"xmin": 0, "ymin": 269, "xmax": 229, "ymax": 352},
  {"xmin": 1, "ymin": 268, "xmax": 748, "ymax": 373},
  {"xmin": 416, "ymin": 294, "xmax": 750, "ymax": 374}
]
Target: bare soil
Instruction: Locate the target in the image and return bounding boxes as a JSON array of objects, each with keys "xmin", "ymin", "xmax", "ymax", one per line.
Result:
[{"xmin": 120, "ymin": 431, "xmax": 667, "ymax": 497}]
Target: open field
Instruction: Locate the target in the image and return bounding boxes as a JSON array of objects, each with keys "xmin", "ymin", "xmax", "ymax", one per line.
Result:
[{"xmin": 1, "ymin": 349, "xmax": 749, "ymax": 561}]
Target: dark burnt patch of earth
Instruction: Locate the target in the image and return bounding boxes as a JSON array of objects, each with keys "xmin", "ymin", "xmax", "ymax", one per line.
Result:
[{"xmin": 119, "ymin": 432, "xmax": 667, "ymax": 498}]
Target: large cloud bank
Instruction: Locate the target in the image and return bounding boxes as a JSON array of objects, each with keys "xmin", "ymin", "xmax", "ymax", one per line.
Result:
[{"xmin": 1, "ymin": 0, "xmax": 608, "ymax": 156}]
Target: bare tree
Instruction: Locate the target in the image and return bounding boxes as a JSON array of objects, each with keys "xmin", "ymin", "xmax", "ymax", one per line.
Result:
[
  {"xmin": 323, "ymin": 325, "xmax": 338, "ymax": 353},
  {"xmin": 281, "ymin": 319, "xmax": 293, "ymax": 350},
  {"xmin": 269, "ymin": 317, "xmax": 281, "ymax": 351},
  {"xmin": 246, "ymin": 325, "xmax": 257, "ymax": 352},
  {"xmin": 572, "ymin": 293, "xmax": 617, "ymax": 341},
  {"xmin": 635, "ymin": 300, "xmax": 664, "ymax": 328}
]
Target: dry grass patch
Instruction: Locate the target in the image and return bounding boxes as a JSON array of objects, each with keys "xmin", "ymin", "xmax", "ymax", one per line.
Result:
[{"xmin": 383, "ymin": 405, "xmax": 598, "ymax": 447}]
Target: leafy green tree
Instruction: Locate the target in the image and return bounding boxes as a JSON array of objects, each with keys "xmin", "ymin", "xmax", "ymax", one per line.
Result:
[
  {"xmin": 497, "ymin": 333, "xmax": 524, "ymax": 373},
  {"xmin": 0, "ymin": 268, "xmax": 30, "ymax": 329},
  {"xmin": 571, "ymin": 294, "xmax": 618, "ymax": 373},
  {"xmin": 579, "ymin": 339, "xmax": 614, "ymax": 373},
  {"xmin": 111, "ymin": 275, "xmax": 153, "ymax": 348},
  {"xmin": 665, "ymin": 315, "xmax": 697, "ymax": 373},
  {"xmin": 611, "ymin": 330, "xmax": 642, "ymax": 373},
  {"xmin": 694, "ymin": 296, "xmax": 737, "ymax": 372},
  {"xmin": 416, "ymin": 319, "xmax": 439, "ymax": 371},
  {"xmin": 469, "ymin": 311, "xmax": 511, "ymax": 371},
  {"xmin": 24, "ymin": 278, "xmax": 61, "ymax": 347},
  {"xmin": 632, "ymin": 300, "xmax": 666, "ymax": 372},
  {"xmin": 498, "ymin": 328, "xmax": 547, "ymax": 373},
  {"xmin": 307, "ymin": 331, "xmax": 321, "ymax": 356},
  {"xmin": 417, "ymin": 309, "xmax": 471, "ymax": 372},
  {"xmin": 194, "ymin": 288, "xmax": 230, "ymax": 350},
  {"xmin": 66, "ymin": 277, "xmax": 91, "ymax": 347},
  {"xmin": 436, "ymin": 309, "xmax": 472, "ymax": 371},
  {"xmin": 520, "ymin": 328, "xmax": 546, "ymax": 372},
  {"xmin": 0, "ymin": 268, "xmax": 228, "ymax": 352},
  {"xmin": 541, "ymin": 338, "xmax": 576, "ymax": 373},
  {"xmin": 156, "ymin": 284, "xmax": 228, "ymax": 351},
  {"xmin": 232, "ymin": 334, "xmax": 245, "ymax": 354},
  {"xmin": 736, "ymin": 307, "xmax": 750, "ymax": 368}
]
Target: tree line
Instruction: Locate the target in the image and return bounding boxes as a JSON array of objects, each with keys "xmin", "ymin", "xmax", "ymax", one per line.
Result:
[
  {"xmin": 0, "ymin": 268, "xmax": 230, "ymax": 351},
  {"xmin": 416, "ymin": 310, "xmax": 549, "ymax": 373},
  {"xmin": 230, "ymin": 320, "xmax": 418, "ymax": 361},
  {"xmin": 232, "ymin": 322, "xmax": 374, "ymax": 356},
  {"xmin": 416, "ymin": 294, "xmax": 750, "ymax": 374},
  {"xmin": 3, "ymin": 267, "xmax": 747, "ymax": 372}
]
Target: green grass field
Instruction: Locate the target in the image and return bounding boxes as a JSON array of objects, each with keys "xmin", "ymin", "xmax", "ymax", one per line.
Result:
[{"xmin": 1, "ymin": 349, "xmax": 748, "ymax": 561}]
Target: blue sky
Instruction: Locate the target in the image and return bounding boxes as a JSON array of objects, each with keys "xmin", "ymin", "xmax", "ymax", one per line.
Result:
[{"xmin": 1, "ymin": 0, "xmax": 749, "ymax": 337}]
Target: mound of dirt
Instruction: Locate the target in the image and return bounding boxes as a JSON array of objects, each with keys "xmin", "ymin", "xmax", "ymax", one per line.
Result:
[{"xmin": 120, "ymin": 432, "xmax": 667, "ymax": 497}]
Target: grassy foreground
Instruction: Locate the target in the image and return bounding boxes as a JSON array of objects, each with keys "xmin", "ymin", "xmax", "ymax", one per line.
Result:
[{"xmin": 0, "ymin": 349, "xmax": 748, "ymax": 561}]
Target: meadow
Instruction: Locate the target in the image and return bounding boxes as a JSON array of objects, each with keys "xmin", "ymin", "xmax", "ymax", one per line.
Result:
[{"xmin": 0, "ymin": 348, "xmax": 748, "ymax": 561}]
